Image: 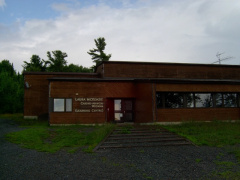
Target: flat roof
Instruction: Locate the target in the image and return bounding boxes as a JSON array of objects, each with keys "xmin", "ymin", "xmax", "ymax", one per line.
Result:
[
  {"xmin": 23, "ymin": 72, "xmax": 98, "ymax": 75},
  {"xmin": 48, "ymin": 77, "xmax": 240, "ymax": 84},
  {"xmin": 97, "ymin": 60, "xmax": 240, "ymax": 68}
]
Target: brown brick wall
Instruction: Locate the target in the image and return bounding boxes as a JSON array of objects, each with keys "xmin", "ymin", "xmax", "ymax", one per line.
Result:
[
  {"xmin": 156, "ymin": 83, "xmax": 240, "ymax": 122},
  {"xmin": 156, "ymin": 83, "xmax": 240, "ymax": 92},
  {"xmin": 134, "ymin": 83, "xmax": 154, "ymax": 123},
  {"xmin": 157, "ymin": 108, "xmax": 240, "ymax": 122},
  {"xmin": 24, "ymin": 73, "xmax": 99, "ymax": 118},
  {"xmin": 101, "ymin": 62, "xmax": 240, "ymax": 79},
  {"xmin": 49, "ymin": 81, "xmax": 136, "ymax": 124}
]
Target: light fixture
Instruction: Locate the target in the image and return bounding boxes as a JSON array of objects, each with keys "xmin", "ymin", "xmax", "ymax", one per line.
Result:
[{"xmin": 25, "ymin": 82, "xmax": 30, "ymax": 89}]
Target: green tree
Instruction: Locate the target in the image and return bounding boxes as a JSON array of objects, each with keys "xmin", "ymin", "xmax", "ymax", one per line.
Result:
[
  {"xmin": 65, "ymin": 64, "xmax": 92, "ymax": 73},
  {"xmin": 22, "ymin": 55, "xmax": 46, "ymax": 72},
  {"xmin": 45, "ymin": 50, "xmax": 68, "ymax": 72},
  {"xmin": 0, "ymin": 60, "xmax": 24, "ymax": 113},
  {"xmin": 88, "ymin": 37, "xmax": 111, "ymax": 68},
  {"xmin": 0, "ymin": 60, "xmax": 14, "ymax": 75}
]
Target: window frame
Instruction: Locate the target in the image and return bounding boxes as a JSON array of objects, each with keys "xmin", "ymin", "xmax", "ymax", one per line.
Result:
[
  {"xmin": 53, "ymin": 98, "xmax": 72, "ymax": 112},
  {"xmin": 156, "ymin": 92, "xmax": 240, "ymax": 109}
]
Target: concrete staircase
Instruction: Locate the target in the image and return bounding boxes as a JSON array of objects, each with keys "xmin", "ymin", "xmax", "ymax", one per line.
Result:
[{"xmin": 94, "ymin": 125, "xmax": 193, "ymax": 151}]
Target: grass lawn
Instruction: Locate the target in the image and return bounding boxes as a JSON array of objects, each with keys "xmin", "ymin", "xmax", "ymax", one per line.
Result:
[
  {"xmin": 163, "ymin": 121, "xmax": 240, "ymax": 179},
  {"xmin": 2, "ymin": 114, "xmax": 115, "ymax": 153},
  {"xmin": 2, "ymin": 114, "xmax": 240, "ymax": 178},
  {"xmin": 163, "ymin": 121, "xmax": 240, "ymax": 147}
]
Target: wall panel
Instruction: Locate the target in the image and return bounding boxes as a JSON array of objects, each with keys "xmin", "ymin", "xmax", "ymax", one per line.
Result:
[{"xmin": 157, "ymin": 108, "xmax": 240, "ymax": 122}]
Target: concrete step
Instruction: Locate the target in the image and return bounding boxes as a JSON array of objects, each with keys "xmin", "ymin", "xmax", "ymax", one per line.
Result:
[
  {"xmin": 98, "ymin": 142, "xmax": 193, "ymax": 149},
  {"xmin": 94, "ymin": 126, "xmax": 193, "ymax": 151},
  {"xmin": 107, "ymin": 135, "xmax": 181, "ymax": 140},
  {"xmin": 103, "ymin": 138, "xmax": 187, "ymax": 144},
  {"xmin": 110, "ymin": 132, "xmax": 175, "ymax": 137}
]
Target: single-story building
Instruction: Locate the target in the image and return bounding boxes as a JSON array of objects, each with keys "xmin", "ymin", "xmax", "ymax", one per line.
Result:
[{"xmin": 24, "ymin": 61, "xmax": 240, "ymax": 125}]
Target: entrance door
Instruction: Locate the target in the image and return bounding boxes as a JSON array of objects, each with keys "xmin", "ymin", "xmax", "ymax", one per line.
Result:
[{"xmin": 114, "ymin": 99, "xmax": 134, "ymax": 122}]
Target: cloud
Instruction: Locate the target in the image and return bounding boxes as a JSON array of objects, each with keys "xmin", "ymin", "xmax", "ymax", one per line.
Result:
[
  {"xmin": 0, "ymin": 0, "xmax": 240, "ymax": 72},
  {"xmin": 0, "ymin": 0, "xmax": 6, "ymax": 9}
]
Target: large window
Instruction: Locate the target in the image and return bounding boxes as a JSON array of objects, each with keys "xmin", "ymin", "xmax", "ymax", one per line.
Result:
[
  {"xmin": 195, "ymin": 93, "xmax": 213, "ymax": 108},
  {"xmin": 156, "ymin": 92, "xmax": 239, "ymax": 109},
  {"xmin": 186, "ymin": 93, "xmax": 194, "ymax": 108},
  {"xmin": 224, "ymin": 93, "xmax": 237, "ymax": 107},
  {"xmin": 165, "ymin": 93, "xmax": 184, "ymax": 108},
  {"xmin": 54, "ymin": 98, "xmax": 72, "ymax": 112}
]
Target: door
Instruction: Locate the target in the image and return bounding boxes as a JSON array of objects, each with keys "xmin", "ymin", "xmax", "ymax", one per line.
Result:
[{"xmin": 114, "ymin": 99, "xmax": 134, "ymax": 122}]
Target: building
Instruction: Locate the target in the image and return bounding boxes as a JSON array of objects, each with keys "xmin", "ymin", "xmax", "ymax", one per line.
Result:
[{"xmin": 24, "ymin": 61, "xmax": 240, "ymax": 125}]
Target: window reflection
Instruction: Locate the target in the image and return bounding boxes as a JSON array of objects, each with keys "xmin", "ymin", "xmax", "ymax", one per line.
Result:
[
  {"xmin": 66, "ymin": 98, "xmax": 72, "ymax": 112},
  {"xmin": 54, "ymin": 99, "xmax": 64, "ymax": 112},
  {"xmin": 165, "ymin": 93, "xmax": 183, "ymax": 108},
  {"xmin": 195, "ymin": 93, "xmax": 213, "ymax": 108},
  {"xmin": 114, "ymin": 113, "xmax": 122, "ymax": 121},
  {"xmin": 53, "ymin": 98, "xmax": 72, "ymax": 112},
  {"xmin": 186, "ymin": 93, "xmax": 194, "ymax": 108},
  {"xmin": 114, "ymin": 100, "xmax": 121, "ymax": 111},
  {"xmin": 156, "ymin": 92, "xmax": 239, "ymax": 108},
  {"xmin": 224, "ymin": 93, "xmax": 237, "ymax": 107},
  {"xmin": 215, "ymin": 93, "xmax": 223, "ymax": 107}
]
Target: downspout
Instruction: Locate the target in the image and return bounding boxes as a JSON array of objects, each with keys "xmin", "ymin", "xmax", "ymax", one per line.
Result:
[
  {"xmin": 151, "ymin": 83, "xmax": 157, "ymax": 122},
  {"xmin": 48, "ymin": 81, "xmax": 51, "ymax": 126}
]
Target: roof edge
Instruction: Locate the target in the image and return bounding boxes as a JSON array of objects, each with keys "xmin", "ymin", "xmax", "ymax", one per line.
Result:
[
  {"xmin": 23, "ymin": 72, "xmax": 98, "ymax": 76},
  {"xmin": 48, "ymin": 77, "xmax": 240, "ymax": 84},
  {"xmin": 96, "ymin": 60, "xmax": 240, "ymax": 68}
]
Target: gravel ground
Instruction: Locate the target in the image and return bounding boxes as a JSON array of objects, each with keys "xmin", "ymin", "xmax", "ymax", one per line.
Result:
[{"xmin": 1, "ymin": 118, "xmax": 239, "ymax": 180}]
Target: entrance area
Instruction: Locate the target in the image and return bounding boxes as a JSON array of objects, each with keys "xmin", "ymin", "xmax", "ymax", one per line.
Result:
[{"xmin": 107, "ymin": 99, "xmax": 134, "ymax": 123}]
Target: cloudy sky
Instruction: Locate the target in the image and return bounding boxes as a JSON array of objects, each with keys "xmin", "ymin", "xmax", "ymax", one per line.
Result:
[{"xmin": 0, "ymin": 0, "xmax": 240, "ymax": 72}]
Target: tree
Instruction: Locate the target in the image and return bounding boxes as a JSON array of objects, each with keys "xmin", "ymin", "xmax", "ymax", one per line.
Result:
[
  {"xmin": 65, "ymin": 64, "xmax": 92, "ymax": 73},
  {"xmin": 87, "ymin": 37, "xmax": 111, "ymax": 68},
  {"xmin": 44, "ymin": 50, "xmax": 68, "ymax": 72},
  {"xmin": 22, "ymin": 55, "xmax": 46, "ymax": 72},
  {"xmin": 0, "ymin": 60, "xmax": 15, "ymax": 75},
  {"xmin": 0, "ymin": 60, "xmax": 24, "ymax": 113}
]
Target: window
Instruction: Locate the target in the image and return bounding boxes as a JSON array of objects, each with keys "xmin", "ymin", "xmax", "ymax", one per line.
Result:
[
  {"xmin": 215, "ymin": 93, "xmax": 223, "ymax": 107},
  {"xmin": 195, "ymin": 93, "xmax": 213, "ymax": 108},
  {"xmin": 66, "ymin": 98, "xmax": 72, "ymax": 112},
  {"xmin": 156, "ymin": 92, "xmax": 239, "ymax": 109},
  {"xmin": 186, "ymin": 93, "xmax": 194, "ymax": 108},
  {"xmin": 156, "ymin": 93, "xmax": 164, "ymax": 108},
  {"xmin": 53, "ymin": 98, "xmax": 72, "ymax": 112},
  {"xmin": 165, "ymin": 93, "xmax": 183, "ymax": 108},
  {"xmin": 54, "ymin": 99, "xmax": 65, "ymax": 112},
  {"xmin": 224, "ymin": 93, "xmax": 237, "ymax": 107}
]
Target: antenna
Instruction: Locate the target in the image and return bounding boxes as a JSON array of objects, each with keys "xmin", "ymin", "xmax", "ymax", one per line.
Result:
[{"xmin": 212, "ymin": 52, "xmax": 234, "ymax": 64}]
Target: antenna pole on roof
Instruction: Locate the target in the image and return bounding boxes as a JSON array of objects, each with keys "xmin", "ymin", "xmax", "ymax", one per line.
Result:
[{"xmin": 212, "ymin": 52, "xmax": 234, "ymax": 64}]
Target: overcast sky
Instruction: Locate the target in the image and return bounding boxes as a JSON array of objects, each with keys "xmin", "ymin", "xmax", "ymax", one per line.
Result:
[{"xmin": 0, "ymin": 0, "xmax": 240, "ymax": 72}]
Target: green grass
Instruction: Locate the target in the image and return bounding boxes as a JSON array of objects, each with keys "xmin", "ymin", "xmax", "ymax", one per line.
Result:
[
  {"xmin": 163, "ymin": 121, "xmax": 240, "ymax": 179},
  {"xmin": 118, "ymin": 125, "xmax": 133, "ymax": 134},
  {"xmin": 0, "ymin": 114, "xmax": 48, "ymax": 126},
  {"xmin": 163, "ymin": 121, "xmax": 240, "ymax": 147},
  {"xmin": 3, "ymin": 114, "xmax": 115, "ymax": 153},
  {"xmin": 163, "ymin": 121, "xmax": 240, "ymax": 162}
]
